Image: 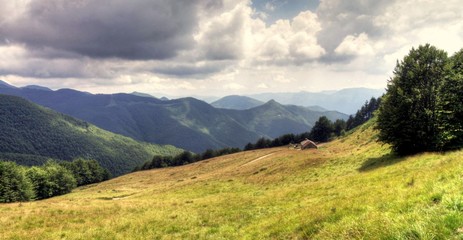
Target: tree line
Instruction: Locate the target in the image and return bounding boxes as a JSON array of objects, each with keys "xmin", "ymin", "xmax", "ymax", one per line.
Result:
[
  {"xmin": 133, "ymin": 147, "xmax": 241, "ymax": 171},
  {"xmin": 377, "ymin": 44, "xmax": 463, "ymax": 155},
  {"xmin": 0, "ymin": 159, "xmax": 110, "ymax": 203}
]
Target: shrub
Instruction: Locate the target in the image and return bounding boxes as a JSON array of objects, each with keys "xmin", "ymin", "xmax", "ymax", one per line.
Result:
[{"xmin": 0, "ymin": 161, "xmax": 34, "ymax": 203}]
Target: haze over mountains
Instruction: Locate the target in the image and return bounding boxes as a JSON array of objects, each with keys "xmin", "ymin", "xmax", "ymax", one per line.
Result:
[
  {"xmin": 188, "ymin": 88, "xmax": 384, "ymax": 114},
  {"xmin": 248, "ymin": 88, "xmax": 385, "ymax": 114},
  {"xmin": 0, "ymin": 81, "xmax": 354, "ymax": 152}
]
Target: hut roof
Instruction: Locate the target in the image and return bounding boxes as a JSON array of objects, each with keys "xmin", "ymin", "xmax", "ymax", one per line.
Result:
[{"xmin": 300, "ymin": 139, "xmax": 318, "ymax": 149}]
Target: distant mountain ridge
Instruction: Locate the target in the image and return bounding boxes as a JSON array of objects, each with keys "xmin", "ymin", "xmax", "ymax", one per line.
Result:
[
  {"xmin": 248, "ymin": 88, "xmax": 384, "ymax": 114},
  {"xmin": 0, "ymin": 82, "xmax": 348, "ymax": 152},
  {"xmin": 211, "ymin": 95, "xmax": 264, "ymax": 110},
  {"xmin": 222, "ymin": 100, "xmax": 346, "ymax": 138},
  {"xmin": 0, "ymin": 94, "xmax": 182, "ymax": 176}
]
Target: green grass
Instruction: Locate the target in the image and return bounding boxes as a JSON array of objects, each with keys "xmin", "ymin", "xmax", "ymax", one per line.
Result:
[{"xmin": 1, "ymin": 121, "xmax": 463, "ymax": 239}]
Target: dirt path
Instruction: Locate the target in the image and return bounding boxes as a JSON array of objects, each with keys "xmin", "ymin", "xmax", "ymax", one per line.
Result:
[{"xmin": 241, "ymin": 152, "xmax": 277, "ymax": 166}]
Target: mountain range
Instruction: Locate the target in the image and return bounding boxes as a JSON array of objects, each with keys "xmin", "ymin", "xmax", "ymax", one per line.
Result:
[
  {"xmin": 247, "ymin": 88, "xmax": 384, "ymax": 114},
  {"xmin": 211, "ymin": 95, "xmax": 264, "ymax": 110},
  {"xmin": 0, "ymin": 94, "xmax": 181, "ymax": 176},
  {"xmin": 0, "ymin": 81, "xmax": 348, "ymax": 152}
]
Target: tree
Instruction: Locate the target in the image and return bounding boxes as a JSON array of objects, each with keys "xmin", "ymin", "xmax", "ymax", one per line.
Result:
[
  {"xmin": 333, "ymin": 119, "xmax": 347, "ymax": 136},
  {"xmin": 0, "ymin": 161, "xmax": 34, "ymax": 203},
  {"xmin": 310, "ymin": 116, "xmax": 334, "ymax": 142},
  {"xmin": 27, "ymin": 160, "xmax": 76, "ymax": 199},
  {"xmin": 377, "ymin": 44, "xmax": 448, "ymax": 154},
  {"xmin": 61, "ymin": 159, "xmax": 111, "ymax": 186},
  {"xmin": 346, "ymin": 97, "xmax": 381, "ymax": 131},
  {"xmin": 438, "ymin": 49, "xmax": 463, "ymax": 148}
]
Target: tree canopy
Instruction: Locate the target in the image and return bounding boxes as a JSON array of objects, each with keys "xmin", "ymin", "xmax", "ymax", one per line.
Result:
[{"xmin": 377, "ymin": 44, "xmax": 463, "ymax": 154}]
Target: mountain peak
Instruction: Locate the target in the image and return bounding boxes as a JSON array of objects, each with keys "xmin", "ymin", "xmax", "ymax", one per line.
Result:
[
  {"xmin": 131, "ymin": 91, "xmax": 156, "ymax": 98},
  {"xmin": 22, "ymin": 85, "xmax": 52, "ymax": 91},
  {"xmin": 0, "ymin": 80, "xmax": 17, "ymax": 89},
  {"xmin": 211, "ymin": 95, "xmax": 263, "ymax": 110},
  {"xmin": 264, "ymin": 99, "xmax": 280, "ymax": 106}
]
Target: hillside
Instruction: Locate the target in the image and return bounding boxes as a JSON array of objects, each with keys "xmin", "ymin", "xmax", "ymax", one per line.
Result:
[
  {"xmin": 211, "ymin": 95, "xmax": 264, "ymax": 110},
  {"xmin": 221, "ymin": 100, "xmax": 347, "ymax": 138},
  {"xmin": 0, "ymin": 84, "xmax": 348, "ymax": 152},
  {"xmin": 249, "ymin": 88, "xmax": 384, "ymax": 114},
  {"xmin": 0, "ymin": 94, "xmax": 182, "ymax": 176},
  {"xmin": 2, "ymin": 120, "xmax": 463, "ymax": 239}
]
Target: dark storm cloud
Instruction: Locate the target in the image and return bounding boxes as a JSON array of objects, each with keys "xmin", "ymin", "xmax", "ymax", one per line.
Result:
[
  {"xmin": 151, "ymin": 61, "xmax": 230, "ymax": 78},
  {"xmin": 0, "ymin": 0, "xmax": 201, "ymax": 60}
]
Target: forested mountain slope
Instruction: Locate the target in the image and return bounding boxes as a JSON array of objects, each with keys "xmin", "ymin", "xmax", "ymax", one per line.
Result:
[
  {"xmin": 0, "ymin": 83, "xmax": 347, "ymax": 152},
  {"xmin": 0, "ymin": 94, "xmax": 181, "ymax": 176}
]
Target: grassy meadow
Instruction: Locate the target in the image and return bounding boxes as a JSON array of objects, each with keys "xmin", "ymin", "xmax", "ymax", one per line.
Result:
[{"xmin": 2, "ymin": 121, "xmax": 463, "ymax": 239}]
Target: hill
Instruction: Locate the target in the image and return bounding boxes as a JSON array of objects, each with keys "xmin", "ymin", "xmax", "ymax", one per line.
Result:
[
  {"xmin": 2, "ymin": 120, "xmax": 462, "ymax": 239},
  {"xmin": 0, "ymin": 84, "xmax": 348, "ymax": 152},
  {"xmin": 0, "ymin": 94, "xmax": 181, "ymax": 176},
  {"xmin": 211, "ymin": 95, "xmax": 264, "ymax": 110},
  {"xmin": 221, "ymin": 100, "xmax": 347, "ymax": 138},
  {"xmin": 249, "ymin": 87, "xmax": 384, "ymax": 114}
]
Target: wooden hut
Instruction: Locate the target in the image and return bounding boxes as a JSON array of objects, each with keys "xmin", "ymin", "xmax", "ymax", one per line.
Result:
[{"xmin": 300, "ymin": 138, "xmax": 318, "ymax": 149}]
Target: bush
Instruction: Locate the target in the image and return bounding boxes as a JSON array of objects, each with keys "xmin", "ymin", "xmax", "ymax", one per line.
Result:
[
  {"xmin": 0, "ymin": 161, "xmax": 34, "ymax": 203},
  {"xmin": 27, "ymin": 160, "xmax": 76, "ymax": 199},
  {"xmin": 60, "ymin": 159, "xmax": 111, "ymax": 186}
]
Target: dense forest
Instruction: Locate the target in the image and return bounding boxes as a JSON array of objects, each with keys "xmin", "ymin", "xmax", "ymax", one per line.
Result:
[{"xmin": 0, "ymin": 94, "xmax": 182, "ymax": 176}]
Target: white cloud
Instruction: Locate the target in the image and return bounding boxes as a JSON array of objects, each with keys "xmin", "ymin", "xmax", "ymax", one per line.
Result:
[
  {"xmin": 223, "ymin": 82, "xmax": 245, "ymax": 90},
  {"xmin": 264, "ymin": 2, "xmax": 276, "ymax": 12},
  {"xmin": 253, "ymin": 11, "xmax": 325, "ymax": 64},
  {"xmin": 1, "ymin": 0, "xmax": 463, "ymax": 98},
  {"xmin": 334, "ymin": 33, "xmax": 375, "ymax": 56},
  {"xmin": 195, "ymin": 1, "xmax": 251, "ymax": 61}
]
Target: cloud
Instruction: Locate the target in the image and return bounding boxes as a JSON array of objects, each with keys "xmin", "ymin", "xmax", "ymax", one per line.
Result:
[
  {"xmin": 253, "ymin": 10, "xmax": 325, "ymax": 64},
  {"xmin": 0, "ymin": 0, "xmax": 200, "ymax": 60},
  {"xmin": 1, "ymin": 0, "xmax": 463, "ymax": 97},
  {"xmin": 334, "ymin": 33, "xmax": 375, "ymax": 57},
  {"xmin": 195, "ymin": 1, "xmax": 251, "ymax": 61},
  {"xmin": 264, "ymin": 2, "xmax": 276, "ymax": 12},
  {"xmin": 223, "ymin": 82, "xmax": 245, "ymax": 90},
  {"xmin": 316, "ymin": 0, "xmax": 393, "ymax": 60}
]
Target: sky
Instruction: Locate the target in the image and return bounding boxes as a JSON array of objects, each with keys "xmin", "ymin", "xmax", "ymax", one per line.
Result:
[{"xmin": 0, "ymin": 0, "xmax": 462, "ymax": 98}]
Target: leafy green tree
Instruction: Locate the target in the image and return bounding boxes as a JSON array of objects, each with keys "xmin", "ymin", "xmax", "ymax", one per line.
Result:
[
  {"xmin": 377, "ymin": 44, "xmax": 448, "ymax": 154},
  {"xmin": 310, "ymin": 116, "xmax": 334, "ymax": 142},
  {"xmin": 0, "ymin": 161, "xmax": 34, "ymax": 203},
  {"xmin": 346, "ymin": 97, "xmax": 381, "ymax": 131},
  {"xmin": 438, "ymin": 49, "xmax": 463, "ymax": 148},
  {"xmin": 60, "ymin": 159, "xmax": 110, "ymax": 186},
  {"xmin": 27, "ymin": 160, "xmax": 76, "ymax": 199},
  {"xmin": 26, "ymin": 166, "xmax": 52, "ymax": 199},
  {"xmin": 201, "ymin": 149, "xmax": 216, "ymax": 160},
  {"xmin": 333, "ymin": 119, "xmax": 347, "ymax": 136},
  {"xmin": 174, "ymin": 151, "xmax": 195, "ymax": 165},
  {"xmin": 244, "ymin": 142, "xmax": 255, "ymax": 151}
]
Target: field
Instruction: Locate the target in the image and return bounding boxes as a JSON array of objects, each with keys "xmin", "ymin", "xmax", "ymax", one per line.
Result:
[{"xmin": 2, "ymin": 121, "xmax": 463, "ymax": 239}]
